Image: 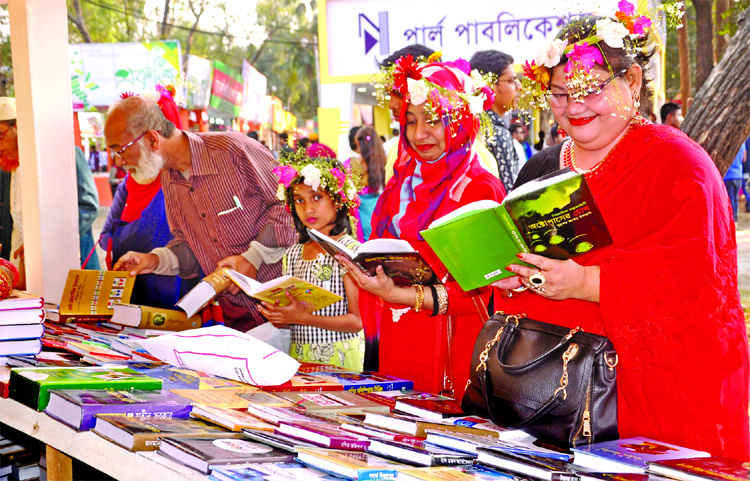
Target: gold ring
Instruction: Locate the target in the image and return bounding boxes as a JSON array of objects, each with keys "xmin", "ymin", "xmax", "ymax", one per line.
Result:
[{"xmin": 529, "ymin": 273, "xmax": 546, "ymax": 286}]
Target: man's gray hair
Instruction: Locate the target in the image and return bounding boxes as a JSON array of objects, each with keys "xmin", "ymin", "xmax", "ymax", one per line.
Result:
[{"xmin": 108, "ymin": 96, "xmax": 176, "ymax": 138}]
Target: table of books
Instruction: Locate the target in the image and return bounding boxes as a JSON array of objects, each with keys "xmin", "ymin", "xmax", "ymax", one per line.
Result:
[{"xmin": 0, "ymin": 396, "xmax": 210, "ymax": 481}]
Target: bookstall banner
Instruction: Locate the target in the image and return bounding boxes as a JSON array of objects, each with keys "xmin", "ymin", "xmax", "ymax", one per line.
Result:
[
  {"xmin": 209, "ymin": 60, "xmax": 244, "ymax": 117},
  {"xmin": 240, "ymin": 60, "xmax": 269, "ymax": 124},
  {"xmin": 69, "ymin": 40, "xmax": 182, "ymax": 110},
  {"xmin": 186, "ymin": 54, "xmax": 213, "ymax": 110},
  {"xmin": 321, "ymin": 0, "xmax": 629, "ymax": 81},
  {"xmin": 269, "ymin": 96, "xmax": 297, "ymax": 133}
]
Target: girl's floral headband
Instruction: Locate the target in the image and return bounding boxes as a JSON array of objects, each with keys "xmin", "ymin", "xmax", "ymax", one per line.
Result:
[
  {"xmin": 519, "ymin": 0, "xmax": 680, "ymax": 109},
  {"xmin": 273, "ymin": 150, "xmax": 362, "ymax": 213},
  {"xmin": 373, "ymin": 53, "xmax": 496, "ymax": 124}
]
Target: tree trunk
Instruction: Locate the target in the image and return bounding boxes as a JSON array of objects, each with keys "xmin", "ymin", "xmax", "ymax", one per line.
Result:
[
  {"xmin": 160, "ymin": 0, "xmax": 171, "ymax": 39},
  {"xmin": 678, "ymin": 1, "xmax": 691, "ymax": 112},
  {"xmin": 183, "ymin": 0, "xmax": 207, "ymax": 66},
  {"xmin": 68, "ymin": 0, "xmax": 93, "ymax": 43},
  {"xmin": 693, "ymin": 0, "xmax": 715, "ymax": 91},
  {"xmin": 715, "ymin": 0, "xmax": 730, "ymax": 59},
  {"xmin": 681, "ymin": 6, "xmax": 750, "ymax": 175}
]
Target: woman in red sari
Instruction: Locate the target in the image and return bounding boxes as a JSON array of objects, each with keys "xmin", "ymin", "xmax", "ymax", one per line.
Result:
[
  {"xmin": 495, "ymin": 7, "xmax": 749, "ymax": 458},
  {"xmin": 340, "ymin": 58, "xmax": 506, "ymax": 398}
]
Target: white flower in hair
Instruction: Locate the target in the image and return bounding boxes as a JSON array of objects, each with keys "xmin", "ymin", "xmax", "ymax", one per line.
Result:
[
  {"xmin": 595, "ymin": 18, "xmax": 629, "ymax": 48},
  {"xmin": 467, "ymin": 92, "xmax": 486, "ymax": 115},
  {"xmin": 300, "ymin": 164, "xmax": 322, "ymax": 191},
  {"xmin": 141, "ymin": 87, "xmax": 162, "ymax": 102},
  {"xmin": 275, "ymin": 184, "xmax": 286, "ymax": 202},
  {"xmin": 470, "ymin": 69, "xmax": 487, "ymax": 90},
  {"xmin": 345, "ymin": 181, "xmax": 356, "ymax": 201},
  {"xmin": 407, "ymin": 78, "xmax": 430, "ymax": 106},
  {"xmin": 536, "ymin": 39, "xmax": 568, "ymax": 68}
]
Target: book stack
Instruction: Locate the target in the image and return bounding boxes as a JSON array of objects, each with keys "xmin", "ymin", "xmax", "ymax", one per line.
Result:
[
  {"xmin": 0, "ymin": 291, "xmax": 45, "ymax": 357},
  {"xmin": 0, "ymin": 432, "xmax": 42, "ymax": 481}
]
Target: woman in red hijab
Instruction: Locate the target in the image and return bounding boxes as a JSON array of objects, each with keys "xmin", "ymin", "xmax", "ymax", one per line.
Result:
[{"xmin": 340, "ymin": 57, "xmax": 505, "ymax": 398}]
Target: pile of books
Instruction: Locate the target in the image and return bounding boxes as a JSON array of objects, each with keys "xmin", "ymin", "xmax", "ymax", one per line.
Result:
[
  {"xmin": 0, "ymin": 291, "xmax": 45, "ymax": 357},
  {"xmin": 0, "ymin": 431, "xmax": 42, "ymax": 481}
]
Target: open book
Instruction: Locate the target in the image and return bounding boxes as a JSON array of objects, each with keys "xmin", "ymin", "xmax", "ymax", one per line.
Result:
[
  {"xmin": 421, "ymin": 170, "xmax": 612, "ymax": 291},
  {"xmin": 176, "ymin": 267, "xmax": 343, "ymax": 318},
  {"xmin": 307, "ymin": 229, "xmax": 437, "ymax": 286}
]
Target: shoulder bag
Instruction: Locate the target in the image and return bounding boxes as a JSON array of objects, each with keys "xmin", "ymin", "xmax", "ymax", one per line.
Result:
[{"xmin": 461, "ymin": 312, "xmax": 619, "ymax": 448}]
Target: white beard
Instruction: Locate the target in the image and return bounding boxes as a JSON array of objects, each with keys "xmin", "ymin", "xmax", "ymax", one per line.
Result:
[{"xmin": 127, "ymin": 147, "xmax": 165, "ymax": 184}]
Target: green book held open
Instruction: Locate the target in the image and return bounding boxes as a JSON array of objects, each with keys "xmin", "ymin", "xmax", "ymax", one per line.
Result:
[{"xmin": 421, "ymin": 170, "xmax": 612, "ymax": 291}]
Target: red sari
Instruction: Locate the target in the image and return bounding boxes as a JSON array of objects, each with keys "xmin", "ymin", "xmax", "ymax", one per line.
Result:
[{"xmin": 500, "ymin": 123, "xmax": 750, "ymax": 458}]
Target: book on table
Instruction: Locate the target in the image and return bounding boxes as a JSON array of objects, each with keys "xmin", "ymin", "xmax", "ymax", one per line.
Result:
[
  {"xmin": 0, "ymin": 290, "xmax": 44, "ymax": 311},
  {"xmin": 176, "ymin": 266, "xmax": 344, "ymax": 318},
  {"xmin": 362, "ymin": 410, "xmax": 517, "ymax": 439},
  {"xmin": 421, "ymin": 169, "xmax": 612, "ymax": 291},
  {"xmin": 58, "ymin": 270, "xmax": 136, "ymax": 322},
  {"xmin": 425, "ymin": 431, "xmax": 570, "ymax": 461},
  {"xmin": 210, "ymin": 461, "xmax": 340, "ymax": 481},
  {"xmin": 0, "ymin": 308, "xmax": 44, "ymax": 326},
  {"xmin": 307, "ymin": 371, "xmax": 414, "ymax": 393},
  {"xmin": 158, "ymin": 436, "xmax": 294, "ymax": 475},
  {"xmin": 239, "ymin": 429, "xmax": 320, "ymax": 453},
  {"xmin": 274, "ymin": 391, "xmax": 391, "ymax": 415},
  {"xmin": 276, "ymin": 421, "xmax": 372, "ymax": 451},
  {"xmin": 475, "ymin": 448, "xmax": 577, "ymax": 481},
  {"xmin": 43, "ymin": 389, "xmax": 193, "ymax": 431},
  {"xmin": 190, "ymin": 404, "xmax": 277, "ymax": 432},
  {"xmin": 8, "ymin": 366, "xmax": 163, "ymax": 410},
  {"xmin": 92, "ymin": 415, "xmax": 243, "ymax": 451},
  {"xmin": 261, "ymin": 373, "xmax": 345, "ymax": 393},
  {"xmin": 394, "ymin": 395, "xmax": 465, "ymax": 421},
  {"xmin": 109, "ymin": 302, "xmax": 202, "ymax": 331},
  {"xmin": 397, "ymin": 465, "xmax": 517, "ymax": 481},
  {"xmin": 307, "ymin": 228, "xmax": 437, "ymax": 286},
  {"xmin": 168, "ymin": 389, "xmax": 261, "ymax": 409},
  {"xmin": 571, "ymin": 436, "xmax": 711, "ymax": 474},
  {"xmin": 295, "ymin": 448, "xmax": 403, "ymax": 481},
  {"xmin": 366, "ymin": 439, "xmax": 476, "ymax": 467},
  {"xmin": 0, "ymin": 338, "xmax": 42, "ymax": 357},
  {"xmin": 339, "ymin": 422, "xmax": 426, "ymax": 447},
  {"xmin": 647, "ymin": 456, "xmax": 750, "ymax": 481}
]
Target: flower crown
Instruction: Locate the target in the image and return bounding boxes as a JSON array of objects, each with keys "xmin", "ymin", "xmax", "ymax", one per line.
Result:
[
  {"xmin": 273, "ymin": 150, "xmax": 362, "ymax": 213},
  {"xmin": 372, "ymin": 53, "xmax": 496, "ymax": 124},
  {"xmin": 519, "ymin": 0, "xmax": 680, "ymax": 109}
]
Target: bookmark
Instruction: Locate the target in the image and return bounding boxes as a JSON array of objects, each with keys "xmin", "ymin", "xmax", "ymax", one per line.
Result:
[{"xmin": 218, "ymin": 195, "xmax": 244, "ymax": 216}]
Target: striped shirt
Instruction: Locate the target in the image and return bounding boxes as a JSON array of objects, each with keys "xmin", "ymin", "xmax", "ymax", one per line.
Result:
[
  {"xmin": 162, "ymin": 131, "xmax": 297, "ymax": 331},
  {"xmin": 285, "ymin": 235, "xmax": 361, "ymax": 345}
]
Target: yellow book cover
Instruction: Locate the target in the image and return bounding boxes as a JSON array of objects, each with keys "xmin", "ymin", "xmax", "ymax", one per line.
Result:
[
  {"xmin": 110, "ymin": 302, "xmax": 202, "ymax": 331},
  {"xmin": 169, "ymin": 388, "xmax": 260, "ymax": 409},
  {"xmin": 59, "ymin": 270, "xmax": 135, "ymax": 322},
  {"xmin": 397, "ymin": 467, "xmax": 477, "ymax": 481},
  {"xmin": 225, "ymin": 269, "xmax": 343, "ymax": 312}
]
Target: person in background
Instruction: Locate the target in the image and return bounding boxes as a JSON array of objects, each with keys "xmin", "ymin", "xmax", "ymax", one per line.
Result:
[
  {"xmin": 279, "ymin": 132, "xmax": 295, "ymax": 159},
  {"xmin": 297, "ymin": 137, "xmax": 310, "ymax": 151},
  {"xmin": 88, "ymin": 144, "xmax": 100, "ymax": 171},
  {"xmin": 106, "ymin": 95, "xmax": 296, "ymax": 331},
  {"xmin": 353, "ymin": 126, "xmax": 386, "ymax": 242},
  {"xmin": 108, "ymin": 163, "xmax": 126, "ymax": 197},
  {"xmin": 496, "ymin": 8, "xmax": 748, "ymax": 457},
  {"xmin": 724, "ymin": 142, "xmax": 746, "ymax": 223},
  {"xmin": 307, "ymin": 132, "xmax": 337, "ymax": 159},
  {"xmin": 533, "ymin": 130, "xmax": 546, "ymax": 152},
  {"xmin": 509, "ymin": 123, "xmax": 528, "ymax": 176},
  {"xmin": 261, "ymin": 155, "xmax": 364, "ymax": 370},
  {"xmin": 382, "ymin": 127, "xmax": 399, "ymax": 157},
  {"xmin": 246, "ymin": 131, "xmax": 259, "ymax": 141},
  {"xmin": 470, "ymin": 50, "xmax": 520, "ymax": 192},
  {"xmin": 547, "ymin": 122, "xmax": 565, "ymax": 146},
  {"xmin": 0, "ymin": 97, "xmax": 100, "ymax": 274},
  {"xmin": 660, "ymin": 101, "xmax": 683, "ymax": 129},
  {"xmin": 100, "ymin": 86, "xmax": 198, "ymax": 308},
  {"xmin": 341, "ymin": 57, "xmax": 505, "ymax": 398},
  {"xmin": 744, "ymin": 134, "xmax": 750, "ymax": 213}
]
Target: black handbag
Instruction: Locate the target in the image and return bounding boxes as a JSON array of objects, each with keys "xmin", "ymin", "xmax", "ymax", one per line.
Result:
[{"xmin": 462, "ymin": 312, "xmax": 619, "ymax": 448}]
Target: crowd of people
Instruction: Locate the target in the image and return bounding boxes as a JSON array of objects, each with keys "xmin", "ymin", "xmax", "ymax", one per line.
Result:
[{"xmin": 1, "ymin": 0, "xmax": 748, "ymax": 461}]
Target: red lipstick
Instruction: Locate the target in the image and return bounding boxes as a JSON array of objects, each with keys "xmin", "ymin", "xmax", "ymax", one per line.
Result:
[{"xmin": 568, "ymin": 116, "xmax": 596, "ymax": 126}]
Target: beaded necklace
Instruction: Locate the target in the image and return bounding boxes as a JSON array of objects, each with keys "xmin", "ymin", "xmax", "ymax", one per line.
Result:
[{"xmin": 563, "ymin": 114, "xmax": 648, "ymax": 178}]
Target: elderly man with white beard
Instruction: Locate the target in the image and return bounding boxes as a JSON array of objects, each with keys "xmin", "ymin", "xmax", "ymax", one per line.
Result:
[{"xmin": 104, "ymin": 95, "xmax": 296, "ymax": 331}]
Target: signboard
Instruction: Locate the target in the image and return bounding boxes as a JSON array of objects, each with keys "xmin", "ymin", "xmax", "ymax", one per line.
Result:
[
  {"xmin": 240, "ymin": 60, "xmax": 269, "ymax": 124},
  {"xmin": 210, "ymin": 60, "xmax": 244, "ymax": 116},
  {"xmin": 186, "ymin": 54, "xmax": 213, "ymax": 110},
  {"xmin": 320, "ymin": 0, "xmax": 621, "ymax": 83},
  {"xmin": 70, "ymin": 40, "xmax": 181, "ymax": 110}
]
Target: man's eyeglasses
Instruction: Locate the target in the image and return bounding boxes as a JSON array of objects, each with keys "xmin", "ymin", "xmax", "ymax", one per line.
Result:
[
  {"xmin": 112, "ymin": 129, "xmax": 159, "ymax": 160},
  {"xmin": 549, "ymin": 69, "xmax": 627, "ymax": 108}
]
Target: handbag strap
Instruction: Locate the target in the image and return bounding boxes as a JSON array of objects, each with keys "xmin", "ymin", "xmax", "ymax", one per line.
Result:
[
  {"xmin": 474, "ymin": 320, "xmax": 581, "ymax": 428},
  {"xmin": 495, "ymin": 319, "xmax": 581, "ymax": 373}
]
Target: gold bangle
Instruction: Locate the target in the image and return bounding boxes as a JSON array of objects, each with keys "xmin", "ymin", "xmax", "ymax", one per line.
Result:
[
  {"xmin": 413, "ymin": 285, "xmax": 425, "ymax": 313},
  {"xmin": 435, "ymin": 284, "xmax": 448, "ymax": 316}
]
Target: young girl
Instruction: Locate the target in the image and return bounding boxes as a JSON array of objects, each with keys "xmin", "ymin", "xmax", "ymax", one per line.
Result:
[{"xmin": 259, "ymin": 154, "xmax": 364, "ymax": 371}]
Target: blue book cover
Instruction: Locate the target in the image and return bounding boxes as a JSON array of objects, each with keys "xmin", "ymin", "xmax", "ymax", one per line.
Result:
[
  {"xmin": 308, "ymin": 371, "xmax": 413, "ymax": 393},
  {"xmin": 296, "ymin": 448, "xmax": 400, "ymax": 481},
  {"xmin": 572, "ymin": 437, "xmax": 711, "ymax": 473}
]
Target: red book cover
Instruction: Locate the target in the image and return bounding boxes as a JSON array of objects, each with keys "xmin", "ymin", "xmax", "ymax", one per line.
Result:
[
  {"xmin": 277, "ymin": 421, "xmax": 370, "ymax": 451},
  {"xmin": 649, "ymin": 456, "xmax": 750, "ymax": 481},
  {"xmin": 260, "ymin": 374, "xmax": 344, "ymax": 393}
]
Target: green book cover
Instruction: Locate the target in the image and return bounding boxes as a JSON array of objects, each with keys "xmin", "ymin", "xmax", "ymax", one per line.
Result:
[
  {"xmin": 421, "ymin": 171, "xmax": 611, "ymax": 291},
  {"xmin": 8, "ymin": 367, "xmax": 162, "ymax": 411}
]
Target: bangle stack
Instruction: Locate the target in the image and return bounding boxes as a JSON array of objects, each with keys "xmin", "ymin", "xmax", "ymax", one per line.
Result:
[
  {"xmin": 427, "ymin": 284, "xmax": 448, "ymax": 316},
  {"xmin": 413, "ymin": 285, "xmax": 425, "ymax": 312}
]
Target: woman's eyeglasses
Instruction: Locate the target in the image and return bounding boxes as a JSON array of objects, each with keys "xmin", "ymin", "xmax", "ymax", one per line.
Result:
[
  {"xmin": 548, "ymin": 69, "xmax": 627, "ymax": 108},
  {"xmin": 112, "ymin": 129, "xmax": 159, "ymax": 160}
]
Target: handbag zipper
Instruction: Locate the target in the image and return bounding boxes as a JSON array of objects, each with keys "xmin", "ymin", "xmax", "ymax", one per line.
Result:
[{"xmin": 572, "ymin": 383, "xmax": 592, "ymax": 446}]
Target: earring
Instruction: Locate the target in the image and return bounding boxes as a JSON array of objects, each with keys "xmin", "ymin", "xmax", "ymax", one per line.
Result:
[
  {"xmin": 557, "ymin": 127, "xmax": 566, "ymax": 138},
  {"xmin": 633, "ymin": 91, "xmax": 641, "ymax": 110}
]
